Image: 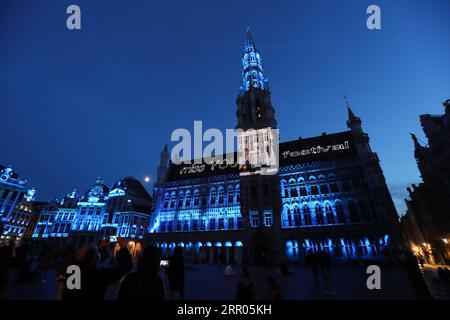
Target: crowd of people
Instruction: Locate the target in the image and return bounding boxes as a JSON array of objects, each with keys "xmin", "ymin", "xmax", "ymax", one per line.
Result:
[{"xmin": 0, "ymin": 222, "xmax": 444, "ymax": 300}]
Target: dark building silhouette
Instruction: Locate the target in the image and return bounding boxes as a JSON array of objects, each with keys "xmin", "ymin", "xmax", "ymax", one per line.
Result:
[{"xmin": 402, "ymin": 99, "xmax": 450, "ymax": 264}]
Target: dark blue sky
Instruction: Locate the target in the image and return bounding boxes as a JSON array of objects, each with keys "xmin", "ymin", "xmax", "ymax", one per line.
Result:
[{"xmin": 1, "ymin": 0, "xmax": 449, "ymax": 214}]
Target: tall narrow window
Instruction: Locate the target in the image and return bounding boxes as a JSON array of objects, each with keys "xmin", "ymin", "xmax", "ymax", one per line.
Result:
[
  {"xmin": 303, "ymin": 206, "xmax": 312, "ymax": 225},
  {"xmin": 325, "ymin": 205, "xmax": 335, "ymax": 224},
  {"xmin": 315, "ymin": 204, "xmax": 324, "ymax": 225},
  {"xmin": 263, "ymin": 210, "xmax": 273, "ymax": 227},
  {"xmin": 250, "ymin": 211, "xmax": 260, "ymax": 227}
]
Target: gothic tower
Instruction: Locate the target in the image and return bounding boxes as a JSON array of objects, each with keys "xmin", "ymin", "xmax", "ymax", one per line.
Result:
[
  {"xmin": 346, "ymin": 106, "xmax": 398, "ymax": 224},
  {"xmin": 236, "ymin": 30, "xmax": 283, "ymax": 264}
]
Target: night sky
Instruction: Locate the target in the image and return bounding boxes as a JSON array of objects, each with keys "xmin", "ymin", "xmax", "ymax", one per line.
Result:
[{"xmin": 1, "ymin": 0, "xmax": 449, "ymax": 214}]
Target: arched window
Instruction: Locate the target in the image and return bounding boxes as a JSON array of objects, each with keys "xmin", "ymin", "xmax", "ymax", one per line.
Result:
[
  {"xmin": 309, "ymin": 177, "xmax": 319, "ymax": 195},
  {"xmin": 236, "ymin": 186, "xmax": 240, "ymax": 203},
  {"xmin": 185, "ymin": 191, "xmax": 191, "ymax": 207},
  {"xmin": 170, "ymin": 192, "xmax": 176, "ymax": 208},
  {"xmin": 325, "ymin": 204, "xmax": 335, "ymax": 224},
  {"xmin": 178, "ymin": 192, "xmax": 184, "ymax": 207},
  {"xmin": 298, "ymin": 178, "xmax": 307, "ymax": 196},
  {"xmin": 163, "ymin": 193, "xmax": 170, "ymax": 209},
  {"xmin": 193, "ymin": 190, "xmax": 200, "ymax": 206},
  {"xmin": 217, "ymin": 187, "xmax": 224, "ymax": 204},
  {"xmin": 315, "ymin": 204, "xmax": 324, "ymax": 225},
  {"xmin": 227, "ymin": 186, "xmax": 234, "ymax": 203},
  {"xmin": 210, "ymin": 188, "xmax": 216, "ymax": 205},
  {"xmin": 319, "ymin": 175, "xmax": 329, "ymax": 194},
  {"xmin": 302, "ymin": 205, "xmax": 312, "ymax": 225},
  {"xmin": 289, "ymin": 179, "xmax": 298, "ymax": 197},
  {"xmin": 293, "ymin": 206, "xmax": 302, "ymax": 226},
  {"xmin": 201, "ymin": 189, "xmax": 207, "ymax": 206},
  {"xmin": 281, "ymin": 180, "xmax": 288, "ymax": 197}
]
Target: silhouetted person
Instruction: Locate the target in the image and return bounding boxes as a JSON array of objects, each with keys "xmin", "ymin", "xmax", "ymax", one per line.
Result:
[
  {"xmin": 305, "ymin": 250, "xmax": 319, "ymax": 283},
  {"xmin": 318, "ymin": 250, "xmax": 331, "ymax": 282},
  {"xmin": 0, "ymin": 222, "xmax": 14, "ymax": 299},
  {"xmin": 399, "ymin": 250, "xmax": 432, "ymax": 300},
  {"xmin": 266, "ymin": 276, "xmax": 283, "ymax": 300},
  {"xmin": 62, "ymin": 239, "xmax": 132, "ymax": 300},
  {"xmin": 280, "ymin": 261, "xmax": 291, "ymax": 276},
  {"xmin": 117, "ymin": 246, "xmax": 165, "ymax": 300},
  {"xmin": 236, "ymin": 281, "xmax": 255, "ymax": 300},
  {"xmin": 167, "ymin": 246, "xmax": 185, "ymax": 300},
  {"xmin": 13, "ymin": 239, "xmax": 33, "ymax": 282}
]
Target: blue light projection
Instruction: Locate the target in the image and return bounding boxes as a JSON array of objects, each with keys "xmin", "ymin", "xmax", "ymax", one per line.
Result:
[{"xmin": 239, "ymin": 29, "xmax": 268, "ymax": 93}]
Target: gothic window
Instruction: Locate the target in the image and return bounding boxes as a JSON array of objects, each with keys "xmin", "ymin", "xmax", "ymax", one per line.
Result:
[
  {"xmin": 210, "ymin": 188, "xmax": 217, "ymax": 205},
  {"xmin": 227, "ymin": 187, "xmax": 234, "ymax": 203},
  {"xmin": 236, "ymin": 187, "xmax": 240, "ymax": 203},
  {"xmin": 281, "ymin": 180, "xmax": 288, "ymax": 197},
  {"xmin": 293, "ymin": 207, "xmax": 301, "ymax": 227},
  {"xmin": 289, "ymin": 180, "xmax": 298, "ymax": 197},
  {"xmin": 192, "ymin": 220, "xmax": 198, "ymax": 231},
  {"xmin": 309, "ymin": 177, "xmax": 319, "ymax": 195},
  {"xmin": 349, "ymin": 201, "xmax": 360, "ymax": 222},
  {"xmin": 209, "ymin": 219, "xmax": 216, "ymax": 231},
  {"xmin": 185, "ymin": 191, "xmax": 191, "ymax": 207},
  {"xmin": 168, "ymin": 222, "xmax": 173, "ymax": 232},
  {"xmin": 228, "ymin": 217, "xmax": 235, "ymax": 230},
  {"xmin": 170, "ymin": 192, "xmax": 176, "ymax": 208},
  {"xmin": 178, "ymin": 192, "xmax": 184, "ymax": 207},
  {"xmin": 201, "ymin": 190, "xmax": 207, "ymax": 206},
  {"xmin": 298, "ymin": 178, "xmax": 307, "ymax": 196},
  {"xmin": 237, "ymin": 217, "xmax": 243, "ymax": 229},
  {"xmin": 218, "ymin": 187, "xmax": 224, "ymax": 204},
  {"xmin": 325, "ymin": 204, "xmax": 335, "ymax": 224},
  {"xmin": 201, "ymin": 219, "xmax": 206, "ymax": 231},
  {"xmin": 193, "ymin": 190, "xmax": 200, "ymax": 206},
  {"xmin": 218, "ymin": 218, "xmax": 224, "ymax": 230},
  {"xmin": 302, "ymin": 206, "xmax": 312, "ymax": 225},
  {"xmin": 315, "ymin": 204, "xmax": 324, "ymax": 225},
  {"xmin": 319, "ymin": 175, "xmax": 329, "ymax": 194},
  {"xmin": 335, "ymin": 202, "xmax": 346, "ymax": 223},
  {"xmin": 184, "ymin": 220, "xmax": 189, "ymax": 231}
]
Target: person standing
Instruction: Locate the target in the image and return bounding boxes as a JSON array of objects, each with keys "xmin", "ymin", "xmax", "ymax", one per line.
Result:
[
  {"xmin": 117, "ymin": 246, "xmax": 165, "ymax": 300},
  {"xmin": 167, "ymin": 246, "xmax": 185, "ymax": 300},
  {"xmin": 62, "ymin": 239, "xmax": 132, "ymax": 300},
  {"xmin": 305, "ymin": 250, "xmax": 319, "ymax": 284}
]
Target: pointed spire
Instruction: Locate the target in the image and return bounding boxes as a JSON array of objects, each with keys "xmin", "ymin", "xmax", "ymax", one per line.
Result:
[
  {"xmin": 163, "ymin": 144, "xmax": 168, "ymax": 153},
  {"xmin": 410, "ymin": 133, "xmax": 420, "ymax": 147},
  {"xmin": 245, "ymin": 27, "xmax": 256, "ymax": 51},
  {"xmin": 241, "ymin": 29, "xmax": 267, "ymax": 93},
  {"xmin": 347, "ymin": 107, "xmax": 356, "ymax": 120}
]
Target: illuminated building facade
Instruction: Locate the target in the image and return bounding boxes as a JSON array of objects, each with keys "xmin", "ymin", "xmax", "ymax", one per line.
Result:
[
  {"xmin": 0, "ymin": 165, "xmax": 38, "ymax": 244},
  {"xmin": 32, "ymin": 177, "xmax": 152, "ymax": 256},
  {"xmin": 401, "ymin": 100, "xmax": 450, "ymax": 264},
  {"xmin": 146, "ymin": 31, "xmax": 400, "ymax": 264}
]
